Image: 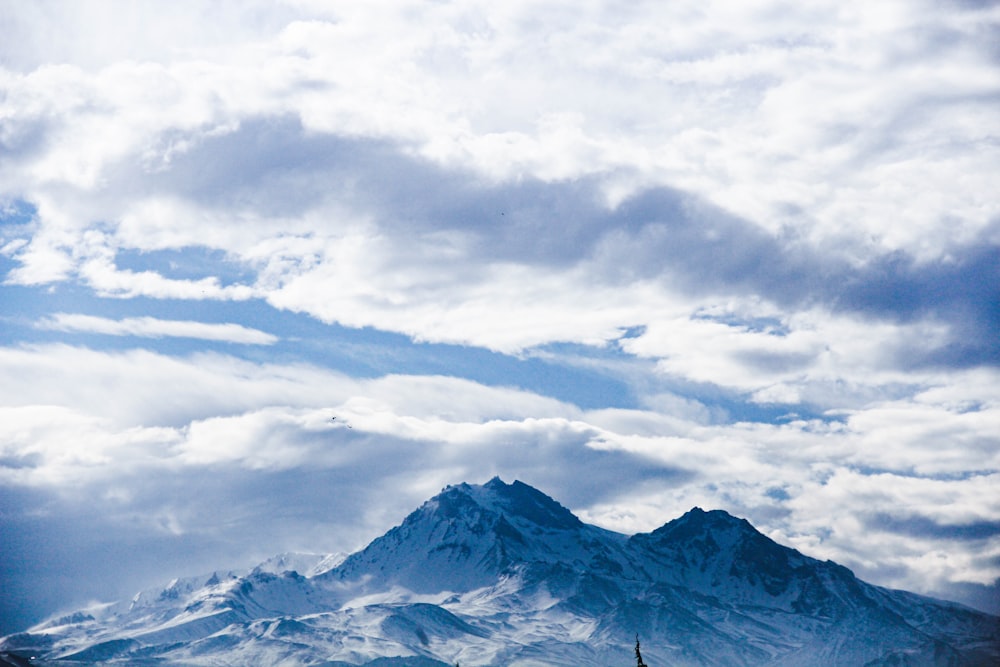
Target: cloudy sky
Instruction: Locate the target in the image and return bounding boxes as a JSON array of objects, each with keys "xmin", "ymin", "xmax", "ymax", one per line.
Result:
[{"xmin": 1, "ymin": 0, "xmax": 999, "ymax": 634}]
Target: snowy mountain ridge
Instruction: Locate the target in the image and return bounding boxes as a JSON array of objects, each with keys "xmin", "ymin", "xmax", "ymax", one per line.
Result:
[{"xmin": 2, "ymin": 477, "xmax": 998, "ymax": 666}]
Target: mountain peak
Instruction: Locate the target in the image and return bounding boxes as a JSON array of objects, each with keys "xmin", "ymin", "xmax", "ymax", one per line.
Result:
[
  {"xmin": 651, "ymin": 506, "xmax": 758, "ymax": 541},
  {"xmin": 326, "ymin": 479, "xmax": 584, "ymax": 593},
  {"xmin": 631, "ymin": 505, "xmax": 858, "ymax": 612},
  {"xmin": 7, "ymin": 481, "xmax": 998, "ymax": 666},
  {"xmin": 326, "ymin": 479, "xmax": 613, "ymax": 595},
  {"xmin": 483, "ymin": 475, "xmax": 505, "ymax": 489},
  {"xmin": 477, "ymin": 478, "xmax": 584, "ymax": 531},
  {"xmin": 428, "ymin": 478, "xmax": 583, "ymax": 532}
]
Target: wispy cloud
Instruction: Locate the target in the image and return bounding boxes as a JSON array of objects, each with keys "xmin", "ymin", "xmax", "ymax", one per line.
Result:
[{"xmin": 36, "ymin": 313, "xmax": 277, "ymax": 345}]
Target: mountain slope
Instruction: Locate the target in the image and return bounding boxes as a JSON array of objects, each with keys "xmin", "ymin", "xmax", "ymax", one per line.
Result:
[
  {"xmin": 2, "ymin": 478, "xmax": 997, "ymax": 666},
  {"xmin": 327, "ymin": 478, "xmax": 636, "ymax": 595}
]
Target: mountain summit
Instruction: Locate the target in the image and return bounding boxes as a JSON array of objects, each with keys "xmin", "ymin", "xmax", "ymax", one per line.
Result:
[
  {"xmin": 3, "ymin": 479, "xmax": 998, "ymax": 666},
  {"xmin": 327, "ymin": 478, "xmax": 629, "ymax": 595}
]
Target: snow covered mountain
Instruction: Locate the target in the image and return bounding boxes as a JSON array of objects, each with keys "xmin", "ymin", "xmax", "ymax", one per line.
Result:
[{"xmin": 2, "ymin": 478, "xmax": 998, "ymax": 666}]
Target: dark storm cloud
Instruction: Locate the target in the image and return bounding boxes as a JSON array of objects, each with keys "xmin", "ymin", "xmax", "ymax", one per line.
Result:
[
  {"xmin": 839, "ymin": 242, "xmax": 1000, "ymax": 367},
  {"xmin": 869, "ymin": 512, "xmax": 1000, "ymax": 541}
]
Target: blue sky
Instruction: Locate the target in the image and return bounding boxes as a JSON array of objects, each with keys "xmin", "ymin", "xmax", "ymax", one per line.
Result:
[{"xmin": 1, "ymin": 0, "xmax": 999, "ymax": 634}]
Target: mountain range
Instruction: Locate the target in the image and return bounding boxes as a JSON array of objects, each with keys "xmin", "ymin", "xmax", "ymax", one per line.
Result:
[{"xmin": 2, "ymin": 477, "xmax": 997, "ymax": 666}]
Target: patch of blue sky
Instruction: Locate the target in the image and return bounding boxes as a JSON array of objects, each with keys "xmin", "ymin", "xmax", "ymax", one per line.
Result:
[
  {"xmin": 764, "ymin": 486, "xmax": 792, "ymax": 502},
  {"xmin": 691, "ymin": 311, "xmax": 791, "ymax": 336},
  {"xmin": 255, "ymin": 313, "xmax": 639, "ymax": 410},
  {"xmin": 616, "ymin": 324, "xmax": 647, "ymax": 340},
  {"xmin": 729, "ymin": 400, "xmax": 836, "ymax": 424},
  {"xmin": 0, "ymin": 250, "xmax": 20, "ymax": 277},
  {"xmin": 0, "ymin": 280, "xmax": 831, "ymax": 422},
  {"xmin": 114, "ymin": 246, "xmax": 256, "ymax": 286},
  {"xmin": 0, "ymin": 282, "xmax": 635, "ymax": 410},
  {"xmin": 0, "ymin": 198, "xmax": 36, "ymax": 226},
  {"xmin": 0, "ymin": 199, "xmax": 36, "ymax": 274},
  {"xmin": 848, "ymin": 465, "xmax": 994, "ymax": 482},
  {"xmin": 1, "ymin": 283, "xmax": 95, "ymax": 323}
]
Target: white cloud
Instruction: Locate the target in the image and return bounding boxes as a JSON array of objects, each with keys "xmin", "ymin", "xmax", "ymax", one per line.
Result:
[
  {"xmin": 37, "ymin": 313, "xmax": 278, "ymax": 345},
  {"xmin": 782, "ymin": 469, "xmax": 1000, "ymax": 591},
  {"xmin": 0, "ymin": 344, "xmax": 352, "ymax": 427},
  {"xmin": 1, "ymin": 0, "xmax": 996, "ymax": 259},
  {"xmin": 0, "ymin": 0, "xmax": 297, "ymax": 73},
  {"xmin": 0, "ymin": 0, "xmax": 991, "ymax": 394},
  {"xmin": 0, "ymin": 1, "xmax": 993, "ymax": 372}
]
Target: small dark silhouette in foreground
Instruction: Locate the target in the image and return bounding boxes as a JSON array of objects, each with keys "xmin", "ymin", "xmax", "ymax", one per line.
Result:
[{"xmin": 635, "ymin": 634, "xmax": 648, "ymax": 667}]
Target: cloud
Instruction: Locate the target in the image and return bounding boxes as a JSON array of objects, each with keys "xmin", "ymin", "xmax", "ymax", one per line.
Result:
[
  {"xmin": 0, "ymin": 344, "xmax": 353, "ymax": 427},
  {"xmin": 0, "ymin": 0, "xmax": 997, "ymax": 632},
  {"xmin": 0, "ymin": 0, "xmax": 995, "ymax": 389},
  {"xmin": 3, "ymin": 110, "xmax": 995, "ymax": 387},
  {"xmin": 36, "ymin": 313, "xmax": 278, "ymax": 344},
  {"xmin": 0, "ymin": 1, "xmax": 297, "ymax": 73},
  {"xmin": 2, "ymin": 1, "xmax": 997, "ymax": 250},
  {"xmin": 0, "ymin": 344, "xmax": 996, "ymax": 630}
]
